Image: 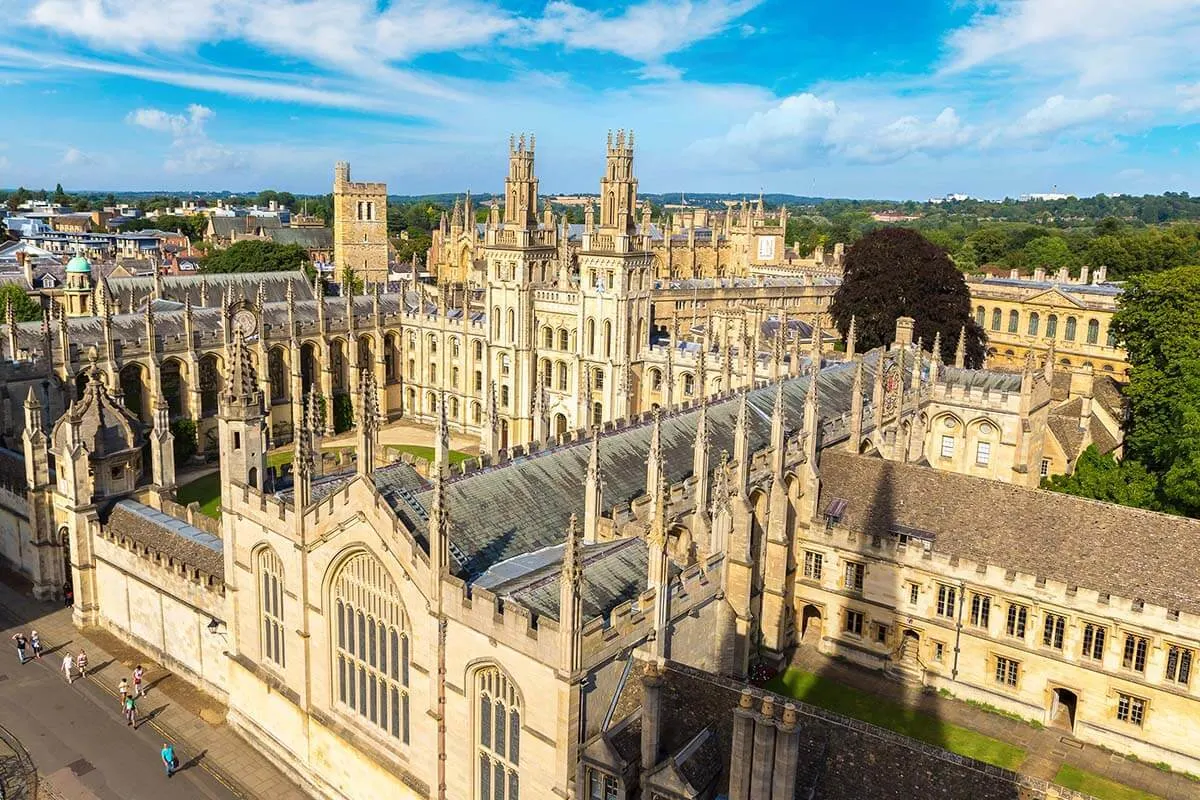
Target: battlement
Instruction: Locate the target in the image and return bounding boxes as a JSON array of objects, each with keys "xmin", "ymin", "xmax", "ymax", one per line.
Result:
[
  {"xmin": 606, "ymin": 128, "xmax": 634, "ymax": 156},
  {"xmin": 508, "ymin": 133, "xmax": 535, "ymax": 155},
  {"xmin": 333, "ymin": 161, "xmax": 387, "ymax": 194}
]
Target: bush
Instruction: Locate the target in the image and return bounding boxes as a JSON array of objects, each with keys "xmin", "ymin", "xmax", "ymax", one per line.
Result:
[{"xmin": 171, "ymin": 418, "xmax": 198, "ymax": 466}]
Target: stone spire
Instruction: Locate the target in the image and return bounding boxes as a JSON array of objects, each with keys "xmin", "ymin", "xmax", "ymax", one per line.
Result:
[
  {"xmin": 910, "ymin": 337, "xmax": 923, "ymax": 391},
  {"xmin": 5, "ymin": 296, "xmax": 16, "ymax": 361},
  {"xmin": 305, "ymin": 392, "xmax": 324, "ymax": 474},
  {"xmin": 150, "ymin": 392, "xmax": 176, "ymax": 491},
  {"xmin": 559, "ymin": 513, "xmax": 584, "ymax": 675},
  {"xmin": 646, "ymin": 408, "xmax": 663, "ymax": 505},
  {"xmin": 434, "ymin": 390, "xmax": 449, "ymax": 474},
  {"xmin": 954, "ymin": 326, "xmax": 966, "ymax": 369},
  {"xmin": 224, "ymin": 328, "xmax": 259, "ymax": 406},
  {"xmin": 428, "ymin": 400, "xmax": 451, "ymax": 604},
  {"xmin": 733, "ymin": 390, "xmax": 750, "ymax": 496},
  {"xmin": 770, "ymin": 379, "xmax": 786, "ymax": 481},
  {"xmin": 846, "ymin": 315, "xmax": 857, "ymax": 361},
  {"xmin": 583, "ymin": 430, "xmax": 602, "ymax": 544},
  {"xmin": 356, "ymin": 368, "xmax": 380, "ymax": 479},
  {"xmin": 809, "ymin": 313, "xmax": 822, "ymax": 369},
  {"xmin": 22, "ymin": 387, "xmax": 49, "ymax": 492},
  {"xmin": 481, "ymin": 381, "xmax": 500, "ymax": 461},
  {"xmin": 804, "ymin": 368, "xmax": 820, "ymax": 462},
  {"xmin": 848, "ymin": 356, "xmax": 864, "ymax": 453},
  {"xmin": 292, "ymin": 392, "xmax": 313, "ymax": 509},
  {"xmin": 647, "ymin": 477, "xmax": 671, "ymax": 659}
]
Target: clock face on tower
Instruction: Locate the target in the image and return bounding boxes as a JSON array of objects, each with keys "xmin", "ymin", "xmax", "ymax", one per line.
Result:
[
  {"xmin": 232, "ymin": 309, "xmax": 257, "ymax": 338},
  {"xmin": 756, "ymin": 235, "xmax": 776, "ymax": 261}
]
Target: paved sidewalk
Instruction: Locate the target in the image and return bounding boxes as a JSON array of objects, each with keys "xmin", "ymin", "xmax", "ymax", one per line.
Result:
[
  {"xmin": 790, "ymin": 647, "xmax": 1199, "ymax": 799},
  {"xmin": 0, "ymin": 579, "xmax": 309, "ymax": 800}
]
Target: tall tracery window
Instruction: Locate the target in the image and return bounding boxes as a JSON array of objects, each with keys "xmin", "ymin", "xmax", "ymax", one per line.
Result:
[
  {"xmin": 257, "ymin": 548, "xmax": 285, "ymax": 668},
  {"xmin": 333, "ymin": 552, "xmax": 411, "ymax": 743},
  {"xmin": 477, "ymin": 666, "xmax": 521, "ymax": 800}
]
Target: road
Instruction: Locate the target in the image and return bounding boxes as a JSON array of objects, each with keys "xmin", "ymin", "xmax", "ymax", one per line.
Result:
[{"xmin": 0, "ymin": 628, "xmax": 240, "ymax": 800}]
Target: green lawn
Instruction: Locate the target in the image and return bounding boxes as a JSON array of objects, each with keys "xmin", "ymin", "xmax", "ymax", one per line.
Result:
[
  {"xmin": 765, "ymin": 668, "xmax": 1026, "ymax": 771},
  {"xmin": 385, "ymin": 444, "xmax": 471, "ymax": 466},
  {"xmin": 1053, "ymin": 765, "xmax": 1162, "ymax": 800},
  {"xmin": 176, "ymin": 471, "xmax": 223, "ymax": 520}
]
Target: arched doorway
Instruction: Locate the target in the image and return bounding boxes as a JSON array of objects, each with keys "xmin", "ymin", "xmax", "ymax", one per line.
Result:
[
  {"xmin": 899, "ymin": 629, "xmax": 920, "ymax": 665},
  {"xmin": 161, "ymin": 358, "xmax": 186, "ymax": 418},
  {"xmin": 553, "ymin": 413, "xmax": 567, "ymax": 440},
  {"xmin": 1049, "ymin": 687, "xmax": 1078, "ymax": 732},
  {"xmin": 120, "ymin": 363, "xmax": 149, "ymax": 422},
  {"xmin": 499, "ymin": 419, "xmax": 509, "ymax": 451},
  {"xmin": 59, "ymin": 527, "xmax": 71, "ymax": 600},
  {"xmin": 800, "ymin": 604, "xmax": 823, "ymax": 646}
]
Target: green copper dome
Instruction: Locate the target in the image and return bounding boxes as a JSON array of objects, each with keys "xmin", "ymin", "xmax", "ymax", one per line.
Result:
[{"xmin": 66, "ymin": 255, "xmax": 92, "ymax": 274}]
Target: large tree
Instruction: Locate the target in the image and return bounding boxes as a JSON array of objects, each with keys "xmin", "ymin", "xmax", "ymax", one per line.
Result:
[
  {"xmin": 830, "ymin": 227, "xmax": 986, "ymax": 367},
  {"xmin": 0, "ymin": 284, "xmax": 43, "ymax": 322},
  {"xmin": 202, "ymin": 240, "xmax": 312, "ymax": 276},
  {"xmin": 1111, "ymin": 265, "xmax": 1200, "ymax": 516}
]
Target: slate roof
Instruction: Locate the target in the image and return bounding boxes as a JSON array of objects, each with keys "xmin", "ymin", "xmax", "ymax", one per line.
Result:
[
  {"xmin": 106, "ymin": 270, "xmax": 316, "ymax": 307},
  {"xmin": 818, "ymin": 450, "xmax": 1200, "ymax": 615},
  {"xmin": 106, "ymin": 500, "xmax": 224, "ymax": 579},
  {"xmin": 393, "ymin": 356, "xmax": 868, "ymax": 585},
  {"xmin": 267, "ymin": 228, "xmax": 333, "ymax": 249}
]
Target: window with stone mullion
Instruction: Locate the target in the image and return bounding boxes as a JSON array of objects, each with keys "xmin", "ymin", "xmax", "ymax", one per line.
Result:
[{"xmin": 477, "ymin": 667, "xmax": 521, "ymax": 800}]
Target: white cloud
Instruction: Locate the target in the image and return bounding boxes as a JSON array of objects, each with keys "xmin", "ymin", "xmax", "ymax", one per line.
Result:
[
  {"xmin": 126, "ymin": 103, "xmax": 243, "ymax": 174},
  {"xmin": 60, "ymin": 147, "xmax": 95, "ymax": 165},
  {"xmin": 530, "ymin": 0, "xmax": 761, "ymax": 61},
  {"xmin": 694, "ymin": 93, "xmax": 973, "ymax": 168},
  {"xmin": 1179, "ymin": 83, "xmax": 1200, "ymax": 112},
  {"xmin": 1010, "ymin": 94, "xmax": 1120, "ymax": 138}
]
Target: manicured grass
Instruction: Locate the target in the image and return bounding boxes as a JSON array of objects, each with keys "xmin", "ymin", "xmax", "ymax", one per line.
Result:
[
  {"xmin": 385, "ymin": 444, "xmax": 471, "ymax": 466},
  {"xmin": 176, "ymin": 471, "xmax": 223, "ymax": 519},
  {"xmin": 765, "ymin": 668, "xmax": 1026, "ymax": 771},
  {"xmin": 1053, "ymin": 765, "xmax": 1162, "ymax": 800}
]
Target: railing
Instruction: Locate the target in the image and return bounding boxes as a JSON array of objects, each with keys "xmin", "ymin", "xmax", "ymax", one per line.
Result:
[{"xmin": 0, "ymin": 721, "xmax": 37, "ymax": 800}]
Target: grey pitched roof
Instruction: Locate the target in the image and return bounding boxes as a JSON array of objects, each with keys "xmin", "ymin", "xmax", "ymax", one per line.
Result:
[
  {"xmin": 107, "ymin": 270, "xmax": 316, "ymax": 307},
  {"xmin": 267, "ymin": 228, "xmax": 333, "ymax": 249},
  {"xmin": 818, "ymin": 450, "xmax": 1200, "ymax": 615},
  {"xmin": 107, "ymin": 500, "xmax": 223, "ymax": 579},
  {"xmin": 392, "ymin": 357, "xmax": 867, "ymax": 584}
]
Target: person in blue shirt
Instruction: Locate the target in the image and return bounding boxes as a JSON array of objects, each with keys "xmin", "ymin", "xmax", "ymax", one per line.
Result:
[{"xmin": 161, "ymin": 743, "xmax": 177, "ymax": 777}]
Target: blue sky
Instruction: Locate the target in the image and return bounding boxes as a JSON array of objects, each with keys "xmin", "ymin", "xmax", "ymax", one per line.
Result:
[{"xmin": 0, "ymin": 0, "xmax": 1197, "ymax": 199}]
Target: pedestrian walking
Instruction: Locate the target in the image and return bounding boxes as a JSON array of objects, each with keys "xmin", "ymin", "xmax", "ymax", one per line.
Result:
[
  {"xmin": 133, "ymin": 664, "xmax": 145, "ymax": 697},
  {"xmin": 11, "ymin": 633, "xmax": 27, "ymax": 664},
  {"xmin": 63, "ymin": 583, "xmax": 73, "ymax": 607},
  {"xmin": 75, "ymin": 649, "xmax": 88, "ymax": 677},
  {"xmin": 29, "ymin": 631, "xmax": 42, "ymax": 660},
  {"xmin": 118, "ymin": 677, "xmax": 129, "ymax": 708},
  {"xmin": 161, "ymin": 742, "xmax": 178, "ymax": 778},
  {"xmin": 123, "ymin": 694, "xmax": 137, "ymax": 727},
  {"xmin": 61, "ymin": 652, "xmax": 75, "ymax": 684}
]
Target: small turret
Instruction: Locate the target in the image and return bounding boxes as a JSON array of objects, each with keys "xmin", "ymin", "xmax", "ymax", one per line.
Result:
[
  {"xmin": 583, "ymin": 430, "xmax": 602, "ymax": 544},
  {"xmin": 559, "ymin": 514, "xmax": 584, "ymax": 675}
]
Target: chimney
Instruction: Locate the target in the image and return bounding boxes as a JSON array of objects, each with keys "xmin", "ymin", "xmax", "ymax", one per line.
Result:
[
  {"xmin": 1033, "ymin": 267, "xmax": 1046, "ymax": 282},
  {"xmin": 1094, "ymin": 265, "xmax": 1107, "ymax": 284},
  {"xmin": 1079, "ymin": 265, "xmax": 1090, "ymax": 284},
  {"xmin": 892, "ymin": 316, "xmax": 915, "ymax": 350},
  {"xmin": 1009, "ymin": 268, "xmax": 1019, "ymax": 279}
]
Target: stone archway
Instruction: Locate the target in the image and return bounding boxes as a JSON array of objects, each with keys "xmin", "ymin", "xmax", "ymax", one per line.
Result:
[
  {"xmin": 119, "ymin": 362, "xmax": 150, "ymax": 422},
  {"xmin": 1050, "ymin": 687, "xmax": 1078, "ymax": 732},
  {"xmin": 800, "ymin": 604, "xmax": 822, "ymax": 646},
  {"xmin": 553, "ymin": 413, "xmax": 568, "ymax": 441}
]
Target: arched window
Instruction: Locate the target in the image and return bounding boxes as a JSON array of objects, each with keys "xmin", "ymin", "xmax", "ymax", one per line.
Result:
[
  {"xmin": 592, "ymin": 368, "xmax": 604, "ymax": 391},
  {"xmin": 474, "ymin": 340, "xmax": 484, "ymax": 360},
  {"xmin": 1107, "ymin": 328, "xmax": 1118, "ymax": 348},
  {"xmin": 506, "ymin": 309, "xmax": 515, "ymax": 342},
  {"xmin": 492, "ymin": 308, "xmax": 500, "ymax": 339},
  {"xmin": 451, "ymin": 337, "xmax": 460, "ymax": 358},
  {"xmin": 990, "ymin": 308, "xmax": 1001, "ymax": 331},
  {"xmin": 592, "ymin": 401, "xmax": 603, "ymax": 427},
  {"xmin": 682, "ymin": 373, "xmax": 695, "ymax": 396},
  {"xmin": 500, "ymin": 354, "xmax": 511, "ymax": 376},
  {"xmin": 428, "ymin": 393, "xmax": 437, "ymax": 412},
  {"xmin": 476, "ymin": 666, "xmax": 521, "ymax": 800},
  {"xmin": 1046, "ymin": 314, "xmax": 1058, "ymax": 338},
  {"xmin": 975, "ymin": 306, "xmax": 985, "ymax": 326},
  {"xmin": 557, "ymin": 361, "xmax": 568, "ymax": 391},
  {"xmin": 603, "ymin": 321, "xmax": 612, "ymax": 359},
  {"xmin": 649, "ymin": 368, "xmax": 662, "ymax": 390},
  {"xmin": 472, "ymin": 402, "xmax": 482, "ymax": 424},
  {"xmin": 1027, "ymin": 312, "xmax": 1039, "ymax": 337},
  {"xmin": 586, "ymin": 318, "xmax": 595, "ymax": 355},
  {"xmin": 407, "ymin": 359, "xmax": 416, "ymax": 380},
  {"xmin": 475, "ymin": 370, "xmax": 483, "ymax": 391},
  {"xmin": 1064, "ymin": 317, "xmax": 1077, "ymax": 341},
  {"xmin": 450, "ymin": 397, "xmax": 460, "ymax": 418},
  {"xmin": 1086, "ymin": 319, "xmax": 1100, "ymax": 345},
  {"xmin": 428, "ymin": 363, "xmax": 438, "ymax": 383},
  {"xmin": 385, "ymin": 333, "xmax": 399, "ymax": 383},
  {"xmin": 1007, "ymin": 310, "xmax": 1019, "ymax": 333},
  {"xmin": 452, "ymin": 366, "xmax": 460, "ymax": 386},
  {"xmin": 543, "ymin": 327, "xmax": 554, "ymax": 349},
  {"xmin": 333, "ymin": 552, "xmax": 410, "ymax": 743},
  {"xmin": 540, "ymin": 359, "xmax": 552, "ymax": 387},
  {"xmin": 558, "ymin": 329, "xmax": 569, "ymax": 351},
  {"xmin": 257, "ymin": 548, "xmax": 285, "ymax": 668},
  {"xmin": 428, "ymin": 334, "xmax": 438, "ymax": 354}
]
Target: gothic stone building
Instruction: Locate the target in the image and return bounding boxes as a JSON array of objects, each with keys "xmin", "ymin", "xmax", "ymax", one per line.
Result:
[{"xmin": 7, "ymin": 320, "xmax": 1199, "ymax": 800}]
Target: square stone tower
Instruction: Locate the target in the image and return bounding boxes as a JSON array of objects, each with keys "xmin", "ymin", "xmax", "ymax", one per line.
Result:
[{"xmin": 332, "ymin": 161, "xmax": 389, "ymax": 283}]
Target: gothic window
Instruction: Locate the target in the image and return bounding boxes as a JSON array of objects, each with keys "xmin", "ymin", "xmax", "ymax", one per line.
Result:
[
  {"xmin": 450, "ymin": 397, "xmax": 460, "ymax": 419},
  {"xmin": 970, "ymin": 594, "xmax": 990, "ymax": 628},
  {"xmin": 331, "ymin": 340, "xmax": 347, "ymax": 392},
  {"xmin": 1046, "ymin": 314, "xmax": 1058, "ymax": 338},
  {"xmin": 451, "ymin": 337, "xmax": 461, "ymax": 358},
  {"xmin": 936, "ymin": 585, "xmax": 957, "ymax": 619},
  {"xmin": 476, "ymin": 665, "xmax": 521, "ymax": 800},
  {"xmin": 257, "ymin": 548, "xmax": 285, "ymax": 668},
  {"xmin": 1005, "ymin": 604, "xmax": 1028, "ymax": 638},
  {"xmin": 586, "ymin": 769, "xmax": 620, "ymax": 800},
  {"xmin": 452, "ymin": 367, "xmax": 460, "ymax": 386},
  {"xmin": 1116, "ymin": 693, "xmax": 1146, "ymax": 727},
  {"xmin": 940, "ymin": 435, "xmax": 955, "ymax": 459},
  {"xmin": 501, "ymin": 385, "xmax": 510, "ymax": 407},
  {"xmin": 408, "ymin": 359, "xmax": 416, "ymax": 380},
  {"xmin": 333, "ymin": 552, "xmax": 410, "ymax": 743},
  {"xmin": 358, "ymin": 336, "xmax": 374, "ymax": 368},
  {"xmin": 1007, "ymin": 310, "xmax": 1019, "ymax": 333},
  {"xmin": 586, "ymin": 319, "xmax": 595, "ymax": 355},
  {"xmin": 1086, "ymin": 319, "xmax": 1100, "ymax": 345},
  {"xmin": 975, "ymin": 441, "xmax": 991, "ymax": 466},
  {"xmin": 994, "ymin": 656, "xmax": 1019, "ymax": 688},
  {"xmin": 593, "ymin": 369, "xmax": 604, "ymax": 391},
  {"xmin": 475, "ymin": 371, "xmax": 483, "ymax": 391},
  {"xmin": 1064, "ymin": 317, "xmax": 1077, "ymax": 341},
  {"xmin": 990, "ymin": 308, "xmax": 1001, "ymax": 331},
  {"xmin": 591, "ymin": 402, "xmax": 603, "ymax": 427},
  {"xmin": 1165, "ymin": 645, "xmax": 1193, "ymax": 686},
  {"xmin": 682, "ymin": 373, "xmax": 694, "ymax": 395},
  {"xmin": 474, "ymin": 340, "xmax": 484, "ymax": 360},
  {"xmin": 1122, "ymin": 634, "xmax": 1148, "ymax": 673},
  {"xmin": 407, "ymin": 330, "xmax": 417, "ymax": 350},
  {"xmin": 385, "ymin": 333, "xmax": 399, "ymax": 383},
  {"xmin": 428, "ymin": 334, "xmax": 438, "ymax": 354},
  {"xmin": 506, "ymin": 309, "xmax": 515, "ymax": 342},
  {"xmin": 199, "ymin": 354, "xmax": 221, "ymax": 417},
  {"xmin": 1042, "ymin": 613, "xmax": 1065, "ymax": 649},
  {"xmin": 557, "ymin": 361, "xmax": 568, "ymax": 391},
  {"xmin": 492, "ymin": 309, "xmax": 501, "ymax": 339},
  {"xmin": 648, "ymin": 369, "xmax": 662, "ymax": 390},
  {"xmin": 1027, "ymin": 312, "xmax": 1039, "ymax": 336},
  {"xmin": 268, "ymin": 347, "xmax": 288, "ymax": 405},
  {"xmin": 543, "ymin": 327, "xmax": 554, "ymax": 349},
  {"xmin": 558, "ymin": 329, "xmax": 569, "ymax": 351},
  {"xmin": 604, "ymin": 321, "xmax": 613, "ymax": 359},
  {"xmin": 429, "ymin": 363, "xmax": 438, "ymax": 383},
  {"xmin": 428, "ymin": 394, "xmax": 437, "ymax": 412},
  {"xmin": 500, "ymin": 354, "xmax": 511, "ymax": 377},
  {"xmin": 473, "ymin": 402, "xmax": 482, "ymax": 424}
]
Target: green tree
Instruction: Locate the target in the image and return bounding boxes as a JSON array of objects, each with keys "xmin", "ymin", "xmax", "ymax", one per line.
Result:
[
  {"xmin": 1042, "ymin": 446, "xmax": 1159, "ymax": 509},
  {"xmin": 829, "ymin": 228, "xmax": 986, "ymax": 367},
  {"xmin": 171, "ymin": 418, "xmax": 198, "ymax": 466},
  {"xmin": 0, "ymin": 284, "xmax": 44, "ymax": 322},
  {"xmin": 1084, "ymin": 235, "xmax": 1133, "ymax": 277},
  {"xmin": 965, "ymin": 227, "xmax": 1010, "ymax": 265},
  {"xmin": 1021, "ymin": 235, "xmax": 1076, "ymax": 270},
  {"xmin": 202, "ymin": 240, "xmax": 312, "ymax": 276},
  {"xmin": 6, "ymin": 187, "xmax": 31, "ymax": 212},
  {"xmin": 53, "ymin": 183, "xmax": 68, "ymax": 205},
  {"xmin": 1112, "ymin": 265, "xmax": 1200, "ymax": 516}
]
